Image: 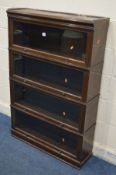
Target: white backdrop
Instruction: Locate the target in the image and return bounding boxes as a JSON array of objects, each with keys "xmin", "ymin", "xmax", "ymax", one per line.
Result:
[{"xmin": 0, "ymin": 0, "xmax": 116, "ymax": 165}]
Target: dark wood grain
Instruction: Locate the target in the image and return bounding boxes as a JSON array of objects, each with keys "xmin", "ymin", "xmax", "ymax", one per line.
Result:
[{"xmin": 7, "ymin": 8, "xmax": 109, "ymax": 168}]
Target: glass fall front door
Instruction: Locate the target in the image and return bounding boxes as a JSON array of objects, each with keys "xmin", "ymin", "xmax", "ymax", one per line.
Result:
[
  {"xmin": 13, "ymin": 82, "xmax": 82, "ymax": 128},
  {"xmin": 13, "ymin": 21, "xmax": 87, "ymax": 60},
  {"xmin": 13, "ymin": 54, "xmax": 84, "ymax": 97}
]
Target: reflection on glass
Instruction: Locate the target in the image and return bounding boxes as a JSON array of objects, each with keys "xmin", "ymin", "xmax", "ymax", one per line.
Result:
[
  {"xmin": 14, "ymin": 54, "xmax": 83, "ymax": 96},
  {"xmin": 13, "ymin": 21, "xmax": 87, "ymax": 60},
  {"xmin": 15, "ymin": 110, "xmax": 78, "ymax": 154},
  {"xmin": 14, "ymin": 83, "xmax": 81, "ymax": 127}
]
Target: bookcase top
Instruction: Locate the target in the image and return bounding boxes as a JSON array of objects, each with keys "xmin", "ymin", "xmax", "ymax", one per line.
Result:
[{"xmin": 7, "ymin": 8, "xmax": 109, "ymax": 25}]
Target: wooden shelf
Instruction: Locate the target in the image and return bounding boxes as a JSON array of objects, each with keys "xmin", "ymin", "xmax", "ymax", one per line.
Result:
[{"xmin": 8, "ymin": 8, "xmax": 109, "ymax": 168}]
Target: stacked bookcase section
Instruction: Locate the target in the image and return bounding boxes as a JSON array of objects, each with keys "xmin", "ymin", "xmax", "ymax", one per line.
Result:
[{"xmin": 7, "ymin": 8, "xmax": 109, "ymax": 168}]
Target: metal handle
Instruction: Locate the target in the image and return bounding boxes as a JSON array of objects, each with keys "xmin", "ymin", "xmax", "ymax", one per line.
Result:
[
  {"xmin": 62, "ymin": 111, "xmax": 66, "ymax": 117},
  {"xmin": 64, "ymin": 78, "xmax": 68, "ymax": 83},
  {"xmin": 70, "ymin": 45, "xmax": 74, "ymax": 50},
  {"xmin": 61, "ymin": 138, "xmax": 65, "ymax": 143}
]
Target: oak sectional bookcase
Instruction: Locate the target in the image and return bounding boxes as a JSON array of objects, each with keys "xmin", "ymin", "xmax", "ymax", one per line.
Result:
[{"xmin": 7, "ymin": 8, "xmax": 109, "ymax": 168}]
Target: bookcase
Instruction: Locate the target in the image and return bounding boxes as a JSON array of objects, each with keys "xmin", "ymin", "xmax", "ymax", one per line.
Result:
[{"xmin": 7, "ymin": 8, "xmax": 109, "ymax": 168}]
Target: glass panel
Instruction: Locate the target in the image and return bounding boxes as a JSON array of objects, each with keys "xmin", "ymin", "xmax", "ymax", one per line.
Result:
[
  {"xmin": 14, "ymin": 54, "xmax": 83, "ymax": 96},
  {"xmin": 14, "ymin": 83, "xmax": 81, "ymax": 128},
  {"xmin": 15, "ymin": 109, "xmax": 78, "ymax": 154},
  {"xmin": 13, "ymin": 21, "xmax": 87, "ymax": 60}
]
